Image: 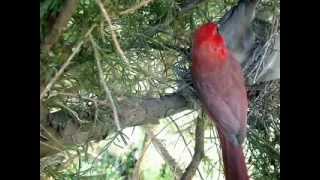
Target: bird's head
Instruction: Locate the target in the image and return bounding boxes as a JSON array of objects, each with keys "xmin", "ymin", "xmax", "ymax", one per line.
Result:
[{"xmin": 192, "ymin": 23, "xmax": 229, "ymax": 61}]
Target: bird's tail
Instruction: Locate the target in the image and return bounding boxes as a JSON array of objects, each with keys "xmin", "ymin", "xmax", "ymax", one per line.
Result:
[{"xmin": 217, "ymin": 126, "xmax": 249, "ymax": 180}]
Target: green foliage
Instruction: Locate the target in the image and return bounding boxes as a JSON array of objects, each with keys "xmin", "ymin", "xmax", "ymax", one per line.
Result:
[
  {"xmin": 43, "ymin": 148, "xmax": 137, "ymax": 180},
  {"xmin": 142, "ymin": 164, "xmax": 175, "ymax": 180},
  {"xmin": 41, "ymin": 0, "xmax": 280, "ymax": 179},
  {"xmin": 247, "ymin": 81, "xmax": 280, "ymax": 180}
]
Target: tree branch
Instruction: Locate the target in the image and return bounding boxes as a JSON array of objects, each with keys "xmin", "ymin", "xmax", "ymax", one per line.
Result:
[
  {"xmin": 136, "ymin": 0, "xmax": 208, "ymax": 40},
  {"xmin": 96, "ymin": 0, "xmax": 130, "ymax": 65},
  {"xmin": 40, "ymin": 93, "xmax": 188, "ymax": 158},
  {"xmin": 145, "ymin": 128, "xmax": 184, "ymax": 178},
  {"xmin": 40, "ymin": 25, "xmax": 96, "ymax": 100},
  {"xmin": 180, "ymin": 117, "xmax": 205, "ymax": 180},
  {"xmin": 90, "ymin": 34, "xmax": 122, "ymax": 131},
  {"xmin": 179, "ymin": 0, "xmax": 207, "ymax": 14},
  {"xmin": 119, "ymin": 0, "xmax": 155, "ymax": 15},
  {"xmin": 41, "ymin": 0, "xmax": 80, "ymax": 53}
]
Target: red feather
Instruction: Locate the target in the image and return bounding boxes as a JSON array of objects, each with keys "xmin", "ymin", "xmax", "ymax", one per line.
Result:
[{"xmin": 192, "ymin": 23, "xmax": 249, "ymax": 180}]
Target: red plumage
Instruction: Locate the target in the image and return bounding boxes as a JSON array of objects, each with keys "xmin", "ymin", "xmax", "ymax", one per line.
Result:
[{"xmin": 192, "ymin": 23, "xmax": 249, "ymax": 180}]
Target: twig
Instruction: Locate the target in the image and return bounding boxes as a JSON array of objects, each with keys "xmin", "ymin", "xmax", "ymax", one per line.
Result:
[
  {"xmin": 179, "ymin": 0, "xmax": 207, "ymax": 14},
  {"xmin": 145, "ymin": 127, "xmax": 183, "ymax": 178},
  {"xmin": 40, "ymin": 25, "xmax": 97, "ymax": 100},
  {"xmin": 41, "ymin": 0, "xmax": 80, "ymax": 53},
  {"xmin": 132, "ymin": 136, "xmax": 152, "ymax": 180},
  {"xmin": 208, "ymin": 125, "xmax": 223, "ymax": 179},
  {"xmin": 214, "ymin": 129, "xmax": 223, "ymax": 180},
  {"xmin": 40, "ymin": 124, "xmax": 65, "ymax": 150},
  {"xmin": 248, "ymin": 129, "xmax": 280, "ymax": 157},
  {"xmin": 254, "ymin": 33, "xmax": 280, "ymax": 83},
  {"xmin": 170, "ymin": 117, "xmax": 204, "ymax": 180},
  {"xmin": 51, "ymin": 92, "xmax": 97, "ymax": 101},
  {"xmin": 154, "ymin": 110, "xmax": 196, "ymax": 139},
  {"xmin": 180, "ymin": 117, "xmax": 205, "ymax": 180},
  {"xmin": 89, "ymin": 34, "xmax": 122, "ymax": 132},
  {"xmin": 100, "ymin": 20, "xmax": 107, "ymax": 43},
  {"xmin": 119, "ymin": 0, "xmax": 155, "ymax": 15},
  {"xmin": 93, "ymin": 101, "xmax": 99, "ymax": 124},
  {"xmin": 170, "ymin": 117, "xmax": 193, "ymax": 157},
  {"xmin": 76, "ymin": 149, "xmax": 82, "ymax": 178},
  {"xmin": 56, "ymin": 102, "xmax": 90, "ymax": 123},
  {"xmin": 96, "ymin": 0, "xmax": 130, "ymax": 65},
  {"xmin": 252, "ymin": 33, "xmax": 278, "ymax": 83},
  {"xmin": 89, "ymin": 34, "xmax": 128, "ymax": 148},
  {"xmin": 40, "ymin": 141, "xmax": 64, "ymax": 152},
  {"xmin": 50, "ymin": 92, "xmax": 107, "ymax": 105}
]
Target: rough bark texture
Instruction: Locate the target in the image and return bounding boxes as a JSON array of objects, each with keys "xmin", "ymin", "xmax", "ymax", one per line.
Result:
[
  {"xmin": 40, "ymin": 94, "xmax": 188, "ymax": 157},
  {"xmin": 41, "ymin": 0, "xmax": 80, "ymax": 53}
]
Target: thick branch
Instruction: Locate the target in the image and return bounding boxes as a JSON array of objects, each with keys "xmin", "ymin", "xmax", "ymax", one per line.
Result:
[
  {"xmin": 41, "ymin": 0, "xmax": 80, "ymax": 53},
  {"xmin": 40, "ymin": 94, "xmax": 188, "ymax": 158},
  {"xmin": 218, "ymin": 0, "xmax": 280, "ymax": 84},
  {"xmin": 119, "ymin": 94, "xmax": 188, "ymax": 127}
]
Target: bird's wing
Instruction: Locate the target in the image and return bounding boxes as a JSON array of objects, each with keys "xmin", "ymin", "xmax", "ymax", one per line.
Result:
[
  {"xmin": 194, "ymin": 63, "xmax": 248, "ymax": 145},
  {"xmin": 195, "ymin": 78, "xmax": 241, "ymax": 138}
]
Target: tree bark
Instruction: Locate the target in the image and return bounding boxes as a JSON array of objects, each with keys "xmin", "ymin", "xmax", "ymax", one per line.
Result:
[
  {"xmin": 41, "ymin": 0, "xmax": 80, "ymax": 53},
  {"xmin": 40, "ymin": 94, "xmax": 189, "ymax": 158}
]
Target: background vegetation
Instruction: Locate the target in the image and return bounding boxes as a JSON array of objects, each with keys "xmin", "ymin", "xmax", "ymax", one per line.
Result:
[{"xmin": 40, "ymin": 0, "xmax": 280, "ymax": 179}]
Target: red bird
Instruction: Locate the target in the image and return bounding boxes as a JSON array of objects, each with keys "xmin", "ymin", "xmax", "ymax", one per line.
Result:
[{"xmin": 192, "ymin": 23, "xmax": 249, "ymax": 180}]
